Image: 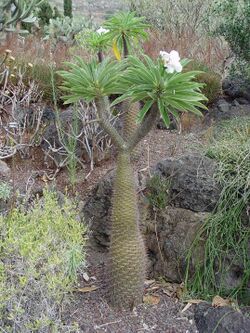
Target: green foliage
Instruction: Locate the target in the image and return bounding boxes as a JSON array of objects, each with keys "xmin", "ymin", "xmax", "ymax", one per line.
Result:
[
  {"xmin": 186, "ymin": 61, "xmax": 221, "ymax": 104},
  {"xmin": 227, "ymin": 58, "xmax": 250, "ymax": 85},
  {"xmin": 112, "ymin": 55, "xmax": 207, "ymax": 127},
  {"xmin": 64, "ymin": 0, "xmax": 73, "ymax": 18},
  {"xmin": 59, "ymin": 57, "xmax": 126, "ymax": 103},
  {"xmin": 104, "ymin": 11, "xmax": 150, "ymax": 56},
  {"xmin": 60, "ymin": 10, "xmax": 208, "ymax": 309},
  {"xmin": 60, "ymin": 55, "xmax": 207, "ymax": 127},
  {"xmin": 0, "ymin": 188, "xmax": 85, "ymax": 331},
  {"xmin": 37, "ymin": 0, "xmax": 60, "ymax": 26},
  {"xmin": 0, "ymin": 0, "xmax": 44, "ymax": 33},
  {"xmin": 44, "ymin": 16, "xmax": 89, "ymax": 44},
  {"xmin": 76, "ymin": 29, "xmax": 110, "ymax": 54},
  {"xmin": 0, "ymin": 182, "xmax": 11, "ymax": 200},
  {"xmin": 209, "ymin": 0, "xmax": 250, "ymax": 62},
  {"xmin": 146, "ymin": 175, "xmax": 170, "ymax": 209},
  {"xmin": 186, "ymin": 117, "xmax": 250, "ymax": 303},
  {"xmin": 31, "ymin": 62, "xmax": 62, "ymax": 103}
]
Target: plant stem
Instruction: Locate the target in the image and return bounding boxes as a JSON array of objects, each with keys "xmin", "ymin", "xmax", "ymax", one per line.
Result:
[{"xmin": 109, "ymin": 151, "xmax": 146, "ymax": 309}]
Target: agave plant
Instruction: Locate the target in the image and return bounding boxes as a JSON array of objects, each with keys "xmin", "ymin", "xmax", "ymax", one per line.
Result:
[{"xmin": 59, "ymin": 51, "xmax": 207, "ymax": 309}]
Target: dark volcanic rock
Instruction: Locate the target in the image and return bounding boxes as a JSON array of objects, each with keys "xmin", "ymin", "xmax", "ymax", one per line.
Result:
[
  {"xmin": 0, "ymin": 160, "xmax": 11, "ymax": 180},
  {"xmin": 154, "ymin": 154, "xmax": 220, "ymax": 212},
  {"xmin": 195, "ymin": 302, "xmax": 250, "ymax": 333},
  {"xmin": 222, "ymin": 77, "xmax": 250, "ymax": 102},
  {"xmin": 83, "ymin": 170, "xmax": 114, "ymax": 248},
  {"xmin": 143, "ymin": 206, "xmax": 208, "ymax": 282}
]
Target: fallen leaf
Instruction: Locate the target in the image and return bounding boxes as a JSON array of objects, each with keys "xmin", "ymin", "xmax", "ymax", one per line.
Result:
[
  {"xmin": 212, "ymin": 295, "xmax": 231, "ymax": 307},
  {"xmin": 82, "ymin": 272, "xmax": 90, "ymax": 282},
  {"xmin": 143, "ymin": 295, "xmax": 160, "ymax": 305},
  {"xmin": 77, "ymin": 286, "xmax": 99, "ymax": 293},
  {"xmin": 185, "ymin": 299, "xmax": 204, "ymax": 304},
  {"xmin": 147, "ymin": 285, "xmax": 160, "ymax": 292},
  {"xmin": 181, "ymin": 303, "xmax": 193, "ymax": 313},
  {"xmin": 176, "ymin": 283, "xmax": 186, "ymax": 299},
  {"xmin": 144, "ymin": 279, "xmax": 156, "ymax": 286},
  {"xmin": 162, "ymin": 289, "xmax": 174, "ymax": 297}
]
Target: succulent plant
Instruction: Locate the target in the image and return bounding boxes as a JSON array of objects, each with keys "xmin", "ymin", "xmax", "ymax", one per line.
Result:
[
  {"xmin": 58, "ymin": 8, "xmax": 208, "ymax": 310},
  {"xmin": 59, "ymin": 51, "xmax": 207, "ymax": 309},
  {"xmin": 0, "ymin": 0, "xmax": 44, "ymax": 33}
]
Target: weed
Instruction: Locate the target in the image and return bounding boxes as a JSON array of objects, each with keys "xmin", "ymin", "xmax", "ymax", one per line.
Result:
[
  {"xmin": 146, "ymin": 174, "xmax": 170, "ymax": 209},
  {"xmin": 185, "ymin": 60, "xmax": 221, "ymax": 104}
]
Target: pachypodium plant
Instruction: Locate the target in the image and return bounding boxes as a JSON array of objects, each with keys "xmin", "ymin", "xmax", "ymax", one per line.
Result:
[
  {"xmin": 0, "ymin": 0, "xmax": 44, "ymax": 33},
  {"xmin": 59, "ymin": 13, "xmax": 207, "ymax": 310},
  {"xmin": 103, "ymin": 12, "xmax": 150, "ymax": 153}
]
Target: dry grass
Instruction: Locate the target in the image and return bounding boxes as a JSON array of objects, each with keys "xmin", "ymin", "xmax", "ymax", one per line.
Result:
[{"xmin": 0, "ymin": 33, "xmax": 89, "ymax": 68}]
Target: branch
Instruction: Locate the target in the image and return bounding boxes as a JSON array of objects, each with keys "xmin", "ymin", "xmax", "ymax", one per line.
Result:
[
  {"xmin": 127, "ymin": 102, "xmax": 159, "ymax": 151},
  {"xmin": 95, "ymin": 97, "xmax": 128, "ymax": 151}
]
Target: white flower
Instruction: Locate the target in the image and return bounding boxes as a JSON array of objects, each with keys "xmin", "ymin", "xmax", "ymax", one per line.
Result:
[
  {"xmin": 160, "ymin": 50, "xmax": 183, "ymax": 73},
  {"xmin": 96, "ymin": 27, "xmax": 109, "ymax": 35}
]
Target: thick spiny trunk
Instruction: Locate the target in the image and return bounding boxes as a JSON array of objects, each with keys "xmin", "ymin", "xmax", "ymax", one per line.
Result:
[{"xmin": 109, "ymin": 151, "xmax": 146, "ymax": 309}]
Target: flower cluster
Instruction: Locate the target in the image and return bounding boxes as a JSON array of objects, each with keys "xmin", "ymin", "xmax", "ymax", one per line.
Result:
[
  {"xmin": 160, "ymin": 50, "xmax": 183, "ymax": 73},
  {"xmin": 96, "ymin": 27, "xmax": 110, "ymax": 35}
]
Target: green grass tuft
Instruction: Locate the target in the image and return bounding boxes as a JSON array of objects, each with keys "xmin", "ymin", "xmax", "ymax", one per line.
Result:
[{"xmin": 186, "ymin": 117, "xmax": 250, "ymax": 304}]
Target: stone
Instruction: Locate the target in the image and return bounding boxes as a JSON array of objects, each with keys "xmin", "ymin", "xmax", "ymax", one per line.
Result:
[
  {"xmin": 156, "ymin": 117, "xmax": 178, "ymax": 131},
  {"xmin": 153, "ymin": 154, "xmax": 220, "ymax": 212},
  {"xmin": 222, "ymin": 77, "xmax": 250, "ymax": 102},
  {"xmin": 235, "ymin": 97, "xmax": 250, "ymax": 105},
  {"xmin": 206, "ymin": 104, "xmax": 250, "ymax": 123},
  {"xmin": 194, "ymin": 302, "xmax": 250, "ymax": 333},
  {"xmin": 83, "ymin": 170, "xmax": 114, "ymax": 248},
  {"xmin": 0, "ymin": 161, "xmax": 12, "ymax": 214},
  {"xmin": 0, "ymin": 161, "xmax": 11, "ymax": 180},
  {"xmin": 143, "ymin": 206, "xmax": 208, "ymax": 282},
  {"xmin": 216, "ymin": 99, "xmax": 231, "ymax": 113}
]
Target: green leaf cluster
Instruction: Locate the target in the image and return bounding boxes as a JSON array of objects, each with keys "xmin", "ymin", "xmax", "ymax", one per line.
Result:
[
  {"xmin": 76, "ymin": 29, "xmax": 111, "ymax": 53},
  {"xmin": 60, "ymin": 54, "xmax": 207, "ymax": 127},
  {"xmin": 104, "ymin": 11, "xmax": 150, "ymax": 54},
  {"xmin": 59, "ymin": 57, "xmax": 126, "ymax": 103},
  {"xmin": 112, "ymin": 55, "xmax": 207, "ymax": 126}
]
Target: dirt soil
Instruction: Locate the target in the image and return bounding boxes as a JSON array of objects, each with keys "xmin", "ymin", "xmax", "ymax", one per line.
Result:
[{"xmin": 61, "ymin": 246, "xmax": 198, "ymax": 333}]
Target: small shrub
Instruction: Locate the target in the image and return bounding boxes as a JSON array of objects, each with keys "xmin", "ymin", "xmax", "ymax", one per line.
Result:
[
  {"xmin": 37, "ymin": 0, "xmax": 54, "ymax": 26},
  {"xmin": 186, "ymin": 61, "xmax": 221, "ymax": 104},
  {"xmin": 0, "ymin": 182, "xmax": 11, "ymax": 200},
  {"xmin": 64, "ymin": 0, "xmax": 73, "ymax": 18},
  {"xmin": 210, "ymin": 0, "xmax": 250, "ymax": 62},
  {"xmin": 31, "ymin": 62, "xmax": 63, "ymax": 103},
  {"xmin": 0, "ymin": 189, "xmax": 86, "ymax": 332},
  {"xmin": 146, "ymin": 175, "xmax": 170, "ymax": 209}
]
